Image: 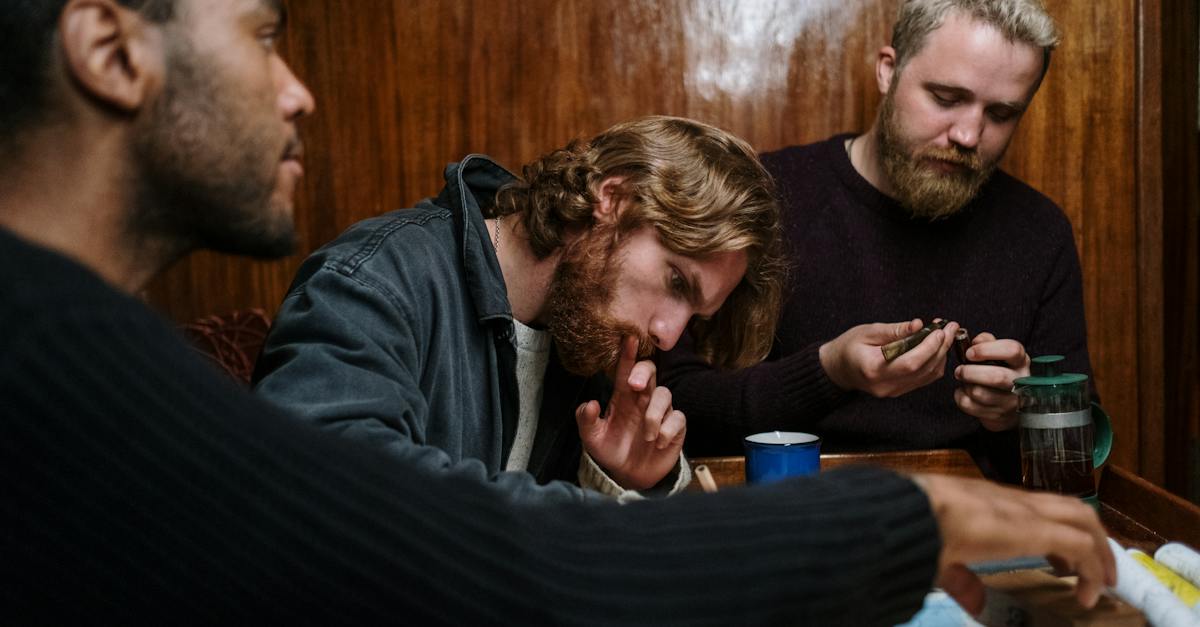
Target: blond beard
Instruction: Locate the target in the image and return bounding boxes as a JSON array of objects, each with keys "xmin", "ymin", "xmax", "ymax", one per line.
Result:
[{"xmin": 876, "ymin": 89, "xmax": 997, "ymax": 220}]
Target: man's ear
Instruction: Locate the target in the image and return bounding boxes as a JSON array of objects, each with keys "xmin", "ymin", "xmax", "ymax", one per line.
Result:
[
  {"xmin": 876, "ymin": 45, "xmax": 898, "ymax": 96},
  {"xmin": 592, "ymin": 176, "xmax": 629, "ymax": 225},
  {"xmin": 60, "ymin": 0, "xmax": 163, "ymax": 113}
]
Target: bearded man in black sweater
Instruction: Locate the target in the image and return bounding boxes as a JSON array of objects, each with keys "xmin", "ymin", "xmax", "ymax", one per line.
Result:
[
  {"xmin": 661, "ymin": 0, "xmax": 1092, "ymax": 483},
  {"xmin": 0, "ymin": 0, "xmax": 1114, "ymax": 623}
]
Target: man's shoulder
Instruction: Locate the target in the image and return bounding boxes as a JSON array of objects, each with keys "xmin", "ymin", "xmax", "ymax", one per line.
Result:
[
  {"xmin": 759, "ymin": 137, "xmax": 838, "ymax": 175},
  {"xmin": 0, "ymin": 230, "xmax": 132, "ymax": 315},
  {"xmin": 295, "ymin": 203, "xmax": 461, "ymax": 287},
  {"xmin": 322, "ymin": 203, "xmax": 456, "ymax": 265},
  {"xmin": 980, "ymin": 170, "xmax": 1073, "ymax": 230},
  {"xmin": 0, "ymin": 230, "xmax": 159, "ymax": 358}
]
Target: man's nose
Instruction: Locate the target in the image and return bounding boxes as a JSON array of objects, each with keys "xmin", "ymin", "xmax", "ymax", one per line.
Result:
[
  {"xmin": 649, "ymin": 309, "xmax": 691, "ymax": 352},
  {"xmin": 277, "ymin": 57, "xmax": 316, "ymax": 120},
  {"xmin": 948, "ymin": 108, "xmax": 983, "ymax": 150}
]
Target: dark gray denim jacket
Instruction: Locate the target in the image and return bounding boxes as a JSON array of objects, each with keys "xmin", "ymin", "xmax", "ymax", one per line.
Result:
[{"xmin": 252, "ymin": 155, "xmax": 607, "ymax": 503}]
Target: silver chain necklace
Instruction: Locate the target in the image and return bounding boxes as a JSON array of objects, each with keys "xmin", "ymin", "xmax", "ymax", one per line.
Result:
[{"xmin": 492, "ymin": 213, "xmax": 502, "ymax": 252}]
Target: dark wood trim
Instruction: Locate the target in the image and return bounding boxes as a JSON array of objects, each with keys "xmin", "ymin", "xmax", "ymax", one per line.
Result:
[
  {"xmin": 1100, "ymin": 465, "xmax": 1200, "ymax": 549},
  {"xmin": 1136, "ymin": 0, "xmax": 1165, "ymax": 484},
  {"xmin": 1159, "ymin": 0, "xmax": 1200, "ymax": 502},
  {"xmin": 690, "ymin": 454, "xmax": 1200, "ymax": 552}
]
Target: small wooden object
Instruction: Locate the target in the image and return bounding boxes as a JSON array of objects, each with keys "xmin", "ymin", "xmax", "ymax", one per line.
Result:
[{"xmin": 978, "ymin": 570, "xmax": 1145, "ymax": 626}]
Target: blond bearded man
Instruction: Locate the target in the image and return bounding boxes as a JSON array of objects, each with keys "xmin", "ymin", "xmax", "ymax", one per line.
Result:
[{"xmin": 663, "ymin": 0, "xmax": 1093, "ymax": 484}]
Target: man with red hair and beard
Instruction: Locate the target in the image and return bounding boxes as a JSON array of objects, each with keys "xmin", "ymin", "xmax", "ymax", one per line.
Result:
[
  {"xmin": 253, "ymin": 116, "xmax": 784, "ymax": 501},
  {"xmin": 660, "ymin": 0, "xmax": 1093, "ymax": 483}
]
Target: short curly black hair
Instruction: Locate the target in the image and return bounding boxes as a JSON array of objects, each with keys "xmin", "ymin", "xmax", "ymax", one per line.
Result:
[{"xmin": 0, "ymin": 0, "xmax": 174, "ymax": 151}]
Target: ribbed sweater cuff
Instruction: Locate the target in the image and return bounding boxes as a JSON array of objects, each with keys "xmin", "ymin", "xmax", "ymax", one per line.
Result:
[
  {"xmin": 806, "ymin": 466, "xmax": 942, "ymax": 625},
  {"xmin": 774, "ymin": 340, "xmax": 847, "ymax": 418}
]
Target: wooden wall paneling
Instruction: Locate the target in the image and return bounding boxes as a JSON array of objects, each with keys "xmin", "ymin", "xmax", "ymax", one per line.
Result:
[
  {"xmin": 1161, "ymin": 0, "xmax": 1200, "ymax": 502},
  {"xmin": 1003, "ymin": 0, "xmax": 1141, "ymax": 471},
  {"xmin": 1136, "ymin": 0, "xmax": 1165, "ymax": 485},
  {"xmin": 144, "ymin": 0, "xmax": 1149, "ymax": 475}
]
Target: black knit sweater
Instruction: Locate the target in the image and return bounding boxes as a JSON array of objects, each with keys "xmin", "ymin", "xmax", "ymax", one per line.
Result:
[{"xmin": 0, "ymin": 227, "xmax": 939, "ymax": 625}]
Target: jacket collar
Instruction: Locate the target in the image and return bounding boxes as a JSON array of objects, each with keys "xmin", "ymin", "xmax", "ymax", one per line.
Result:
[{"xmin": 434, "ymin": 154, "xmax": 519, "ymax": 324}]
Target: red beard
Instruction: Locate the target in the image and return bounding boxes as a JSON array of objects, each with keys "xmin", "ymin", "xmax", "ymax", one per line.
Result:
[{"xmin": 545, "ymin": 227, "xmax": 654, "ymax": 377}]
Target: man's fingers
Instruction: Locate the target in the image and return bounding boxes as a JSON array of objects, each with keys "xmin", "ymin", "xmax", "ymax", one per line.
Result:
[
  {"xmin": 574, "ymin": 400, "xmax": 602, "ymax": 438},
  {"xmin": 893, "ymin": 323, "xmax": 955, "ymax": 372},
  {"xmin": 612, "ymin": 335, "xmax": 639, "ymax": 390},
  {"xmin": 938, "ymin": 564, "xmax": 986, "ymax": 616},
  {"xmin": 860, "ymin": 319, "xmax": 926, "ymax": 344},
  {"xmin": 1047, "ymin": 555, "xmax": 1072, "ymax": 576},
  {"xmin": 643, "ymin": 386, "xmax": 672, "ymax": 442},
  {"xmin": 657, "ymin": 409, "xmax": 686, "ymax": 450},
  {"xmin": 920, "ymin": 474, "xmax": 1114, "ymax": 610},
  {"xmin": 959, "ymin": 381, "xmax": 1013, "ymax": 408},
  {"xmin": 955, "ymin": 364, "xmax": 1016, "ymax": 390},
  {"xmin": 954, "ymin": 388, "xmax": 1016, "ymax": 430},
  {"xmin": 967, "ymin": 337, "xmax": 1029, "ymax": 369},
  {"xmin": 891, "ymin": 318, "xmax": 924, "ymax": 340},
  {"xmin": 1018, "ymin": 496, "xmax": 1112, "ymax": 601},
  {"xmin": 897, "ymin": 318, "xmax": 923, "ymax": 339},
  {"xmin": 627, "ymin": 359, "xmax": 657, "ymax": 392}
]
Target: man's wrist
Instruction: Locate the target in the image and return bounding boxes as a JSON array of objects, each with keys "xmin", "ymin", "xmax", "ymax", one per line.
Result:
[{"xmin": 818, "ymin": 339, "xmax": 851, "ymax": 391}]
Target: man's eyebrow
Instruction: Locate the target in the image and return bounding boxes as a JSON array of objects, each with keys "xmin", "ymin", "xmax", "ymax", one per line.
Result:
[
  {"xmin": 924, "ymin": 82, "xmax": 1026, "ymax": 111},
  {"xmin": 687, "ymin": 269, "xmax": 722, "ymax": 317},
  {"xmin": 671, "ymin": 264, "xmax": 702, "ymax": 309},
  {"xmin": 256, "ymin": 0, "xmax": 287, "ymax": 28},
  {"xmin": 924, "ymin": 82, "xmax": 973, "ymax": 98}
]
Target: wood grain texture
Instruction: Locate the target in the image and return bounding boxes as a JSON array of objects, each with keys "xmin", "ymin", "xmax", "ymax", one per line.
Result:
[
  {"xmin": 1136, "ymin": 0, "xmax": 1165, "ymax": 487},
  {"xmin": 144, "ymin": 0, "xmax": 1161, "ymax": 477},
  {"xmin": 691, "ymin": 448, "xmax": 983, "ymax": 487},
  {"xmin": 1100, "ymin": 465, "xmax": 1200, "ymax": 551},
  {"xmin": 692, "ymin": 453, "xmax": 1200, "ymax": 554}
]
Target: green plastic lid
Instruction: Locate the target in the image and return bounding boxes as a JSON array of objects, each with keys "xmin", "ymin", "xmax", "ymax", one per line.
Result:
[{"xmin": 1014, "ymin": 355, "xmax": 1089, "ymax": 386}]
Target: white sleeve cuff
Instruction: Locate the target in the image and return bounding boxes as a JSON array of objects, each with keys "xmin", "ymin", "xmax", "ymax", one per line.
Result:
[{"xmin": 577, "ymin": 451, "xmax": 693, "ymax": 503}]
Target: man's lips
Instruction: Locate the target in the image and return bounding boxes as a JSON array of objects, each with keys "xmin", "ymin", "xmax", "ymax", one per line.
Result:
[
  {"xmin": 281, "ymin": 142, "xmax": 305, "ymax": 178},
  {"xmin": 281, "ymin": 157, "xmax": 304, "ymax": 179},
  {"xmin": 281, "ymin": 136, "xmax": 304, "ymax": 176},
  {"xmin": 923, "ymin": 156, "xmax": 973, "ymax": 174}
]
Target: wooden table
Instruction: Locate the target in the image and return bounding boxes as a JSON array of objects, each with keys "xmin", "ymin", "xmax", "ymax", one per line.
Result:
[
  {"xmin": 691, "ymin": 450, "xmax": 1200, "ymax": 625},
  {"xmin": 691, "ymin": 449, "xmax": 1200, "ymax": 551}
]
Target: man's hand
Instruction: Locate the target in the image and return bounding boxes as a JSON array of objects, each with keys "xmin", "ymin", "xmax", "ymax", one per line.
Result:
[
  {"xmin": 911, "ymin": 473, "xmax": 1116, "ymax": 615},
  {"xmin": 953, "ymin": 332, "xmax": 1031, "ymax": 431},
  {"xmin": 819, "ymin": 318, "xmax": 959, "ymax": 398},
  {"xmin": 576, "ymin": 336, "xmax": 686, "ymax": 491}
]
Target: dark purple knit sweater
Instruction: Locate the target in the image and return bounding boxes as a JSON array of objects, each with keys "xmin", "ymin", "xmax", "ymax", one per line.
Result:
[{"xmin": 660, "ymin": 134, "xmax": 1094, "ymax": 482}]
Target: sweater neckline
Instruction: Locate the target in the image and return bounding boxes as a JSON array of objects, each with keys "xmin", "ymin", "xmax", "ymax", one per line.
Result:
[
  {"xmin": 824, "ymin": 134, "xmax": 986, "ymax": 227},
  {"xmin": 824, "ymin": 133, "xmax": 914, "ymax": 223}
]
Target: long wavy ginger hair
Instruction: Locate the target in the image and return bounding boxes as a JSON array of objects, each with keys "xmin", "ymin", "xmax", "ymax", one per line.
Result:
[{"xmin": 493, "ymin": 116, "xmax": 785, "ymax": 370}]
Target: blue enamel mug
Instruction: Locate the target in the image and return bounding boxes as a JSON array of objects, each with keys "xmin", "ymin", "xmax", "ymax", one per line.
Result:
[{"xmin": 744, "ymin": 431, "xmax": 821, "ymax": 484}]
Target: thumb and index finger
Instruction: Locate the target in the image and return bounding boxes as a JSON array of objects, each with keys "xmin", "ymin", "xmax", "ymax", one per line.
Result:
[
  {"xmin": 856, "ymin": 318, "xmax": 925, "ymax": 345},
  {"xmin": 963, "ymin": 332, "xmax": 1030, "ymax": 370}
]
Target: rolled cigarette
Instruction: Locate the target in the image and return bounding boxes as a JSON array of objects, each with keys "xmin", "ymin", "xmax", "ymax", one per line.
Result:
[
  {"xmin": 1128, "ymin": 549, "xmax": 1200, "ymax": 608},
  {"xmin": 694, "ymin": 464, "xmax": 719, "ymax": 494},
  {"xmin": 1156, "ymin": 543, "xmax": 1200, "ymax": 589},
  {"xmin": 1107, "ymin": 538, "xmax": 1199, "ymax": 626},
  {"xmin": 881, "ymin": 319, "xmax": 947, "ymax": 362}
]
